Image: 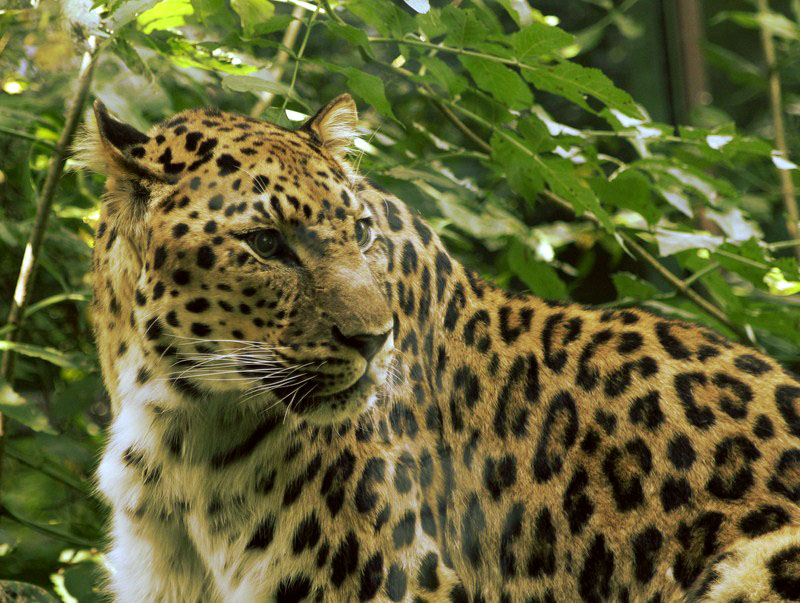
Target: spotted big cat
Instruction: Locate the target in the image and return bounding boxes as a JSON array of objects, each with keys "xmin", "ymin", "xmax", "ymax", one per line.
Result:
[{"xmin": 76, "ymin": 94, "xmax": 800, "ymax": 602}]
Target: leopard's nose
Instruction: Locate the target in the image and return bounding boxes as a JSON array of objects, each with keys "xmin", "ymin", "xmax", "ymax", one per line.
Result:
[{"xmin": 332, "ymin": 326, "xmax": 391, "ymax": 361}]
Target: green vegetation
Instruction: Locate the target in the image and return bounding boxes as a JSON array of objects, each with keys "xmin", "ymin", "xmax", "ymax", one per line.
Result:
[{"xmin": 1, "ymin": 0, "xmax": 799, "ymax": 598}]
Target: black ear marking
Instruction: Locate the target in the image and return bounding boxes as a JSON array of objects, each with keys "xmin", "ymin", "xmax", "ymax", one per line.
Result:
[
  {"xmin": 92, "ymin": 100, "xmax": 175, "ymax": 184},
  {"xmin": 94, "ymin": 100, "xmax": 150, "ymax": 151}
]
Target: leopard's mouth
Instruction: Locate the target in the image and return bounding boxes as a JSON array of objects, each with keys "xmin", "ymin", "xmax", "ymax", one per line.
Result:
[{"xmin": 290, "ymin": 370, "xmax": 375, "ymax": 415}]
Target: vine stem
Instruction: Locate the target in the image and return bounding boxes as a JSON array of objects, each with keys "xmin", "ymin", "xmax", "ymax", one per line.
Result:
[
  {"xmin": 757, "ymin": 0, "xmax": 800, "ymax": 260},
  {"xmin": 541, "ymin": 190, "xmax": 744, "ymax": 337},
  {"xmin": 277, "ymin": 6, "xmax": 319, "ymax": 120},
  {"xmin": 249, "ymin": 4, "xmax": 306, "ymax": 117},
  {"xmin": 0, "ymin": 39, "xmax": 99, "ymax": 494}
]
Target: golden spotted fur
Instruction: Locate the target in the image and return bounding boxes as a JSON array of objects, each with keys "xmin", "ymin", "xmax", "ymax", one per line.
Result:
[{"xmin": 79, "ymin": 95, "xmax": 800, "ymax": 602}]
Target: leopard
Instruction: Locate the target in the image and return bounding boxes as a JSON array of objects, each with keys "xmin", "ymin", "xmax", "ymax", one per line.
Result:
[{"xmin": 75, "ymin": 93, "xmax": 800, "ymax": 602}]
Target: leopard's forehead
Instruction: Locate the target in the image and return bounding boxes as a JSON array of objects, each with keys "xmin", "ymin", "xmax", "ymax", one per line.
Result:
[{"xmin": 133, "ymin": 108, "xmax": 363, "ymax": 228}]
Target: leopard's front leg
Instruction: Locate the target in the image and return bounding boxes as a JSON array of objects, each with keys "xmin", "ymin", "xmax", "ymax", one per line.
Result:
[
  {"xmin": 97, "ymin": 415, "xmax": 216, "ymax": 603},
  {"xmin": 106, "ymin": 510, "xmax": 215, "ymax": 603}
]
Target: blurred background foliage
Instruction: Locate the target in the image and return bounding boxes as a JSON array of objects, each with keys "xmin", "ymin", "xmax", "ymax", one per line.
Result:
[{"xmin": 1, "ymin": 0, "xmax": 800, "ymax": 598}]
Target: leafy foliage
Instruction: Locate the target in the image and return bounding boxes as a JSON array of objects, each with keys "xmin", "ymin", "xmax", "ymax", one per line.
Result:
[{"xmin": 1, "ymin": 0, "xmax": 799, "ymax": 597}]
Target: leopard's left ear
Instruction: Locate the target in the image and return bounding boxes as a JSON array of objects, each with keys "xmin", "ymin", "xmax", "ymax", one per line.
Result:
[
  {"xmin": 72, "ymin": 100, "xmax": 167, "ymax": 183},
  {"xmin": 301, "ymin": 94, "xmax": 358, "ymax": 161}
]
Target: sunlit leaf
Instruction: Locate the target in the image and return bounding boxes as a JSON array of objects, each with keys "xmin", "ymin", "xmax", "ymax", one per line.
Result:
[
  {"xmin": 0, "ymin": 378, "xmax": 56, "ymax": 434},
  {"xmin": 231, "ymin": 0, "xmax": 274, "ymax": 37},
  {"xmin": 655, "ymin": 229, "xmax": 724, "ymax": 256},
  {"xmin": 764, "ymin": 267, "xmax": 800, "ymax": 295},
  {"xmin": 137, "ymin": 0, "xmax": 194, "ymax": 34},
  {"xmin": 402, "ymin": 0, "xmax": 429, "ymax": 14},
  {"xmin": 705, "ymin": 208, "xmax": 759, "ymax": 242},
  {"xmin": 109, "ymin": 0, "xmax": 162, "ymax": 28},
  {"xmin": 221, "ymin": 74, "xmax": 308, "ymax": 109}
]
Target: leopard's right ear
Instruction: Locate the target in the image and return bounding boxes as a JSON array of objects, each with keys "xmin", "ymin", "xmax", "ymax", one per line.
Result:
[{"xmin": 72, "ymin": 100, "xmax": 167, "ymax": 183}]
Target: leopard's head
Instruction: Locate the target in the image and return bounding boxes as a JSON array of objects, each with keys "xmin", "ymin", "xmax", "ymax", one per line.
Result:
[{"xmin": 80, "ymin": 95, "xmax": 395, "ymax": 424}]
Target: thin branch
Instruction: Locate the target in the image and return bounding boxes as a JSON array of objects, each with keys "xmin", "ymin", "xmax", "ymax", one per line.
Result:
[
  {"xmin": 769, "ymin": 238, "xmax": 800, "ymax": 250},
  {"xmin": 541, "ymin": 189, "xmax": 743, "ymax": 335},
  {"xmin": 369, "ymin": 36, "xmax": 527, "ymax": 69},
  {"xmin": 0, "ymin": 39, "xmax": 99, "ymax": 493},
  {"xmin": 277, "ymin": 6, "xmax": 319, "ymax": 119},
  {"xmin": 682, "ymin": 260, "xmax": 720, "ymax": 287},
  {"xmin": 0, "ymin": 126, "xmax": 56, "ymax": 148},
  {"xmin": 757, "ymin": 0, "xmax": 800, "ymax": 260},
  {"xmin": 249, "ymin": 4, "xmax": 306, "ymax": 117},
  {"xmin": 319, "ymin": 0, "xmax": 345, "ymax": 25},
  {"xmin": 430, "ymin": 98, "xmax": 492, "ymax": 154}
]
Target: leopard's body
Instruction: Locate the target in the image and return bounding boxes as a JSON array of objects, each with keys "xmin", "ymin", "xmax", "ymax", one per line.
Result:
[{"xmin": 79, "ymin": 95, "xmax": 800, "ymax": 602}]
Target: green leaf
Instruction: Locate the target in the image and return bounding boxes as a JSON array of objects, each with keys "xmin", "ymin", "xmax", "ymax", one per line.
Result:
[
  {"xmin": 326, "ymin": 22, "xmax": 375, "ymax": 58},
  {"xmin": 231, "ymin": 0, "xmax": 274, "ymax": 37},
  {"xmin": 522, "ymin": 61, "xmax": 643, "ymax": 119},
  {"xmin": 59, "ymin": 562, "xmax": 105, "ymax": 603},
  {"xmin": 110, "ymin": 0, "xmax": 162, "ymax": 28},
  {"xmin": 442, "ymin": 6, "xmax": 488, "ymax": 47},
  {"xmin": 510, "ymin": 22, "xmax": 574, "ymax": 61},
  {"xmin": 137, "ymin": 0, "xmax": 194, "ymax": 33},
  {"xmin": 508, "ymin": 241, "xmax": 568, "ymax": 299},
  {"xmin": 316, "ymin": 62, "xmax": 395, "ymax": 119},
  {"xmin": 0, "ymin": 378, "xmax": 56, "ymax": 434},
  {"xmin": 612, "ymin": 272, "xmax": 660, "ymax": 300},
  {"xmin": 459, "ymin": 56, "xmax": 533, "ymax": 110},
  {"xmin": 0, "ymin": 341, "xmax": 94, "ymax": 372},
  {"xmin": 712, "ymin": 239, "xmax": 771, "ymax": 286},
  {"xmin": 655, "ymin": 228, "xmax": 723, "ymax": 256},
  {"xmin": 540, "ymin": 157, "xmax": 614, "ymax": 231},
  {"xmin": 518, "ymin": 116, "xmax": 555, "ymax": 153},
  {"xmin": 150, "ymin": 35, "xmax": 258, "ymax": 74},
  {"xmin": 221, "ymin": 74, "xmax": 309, "ymax": 109},
  {"xmin": 418, "ymin": 56, "xmax": 468, "ymax": 95},
  {"xmin": 715, "ymin": 10, "xmax": 799, "ymax": 40},
  {"xmin": 347, "ymin": 0, "xmax": 416, "ymax": 37},
  {"xmin": 491, "ymin": 132, "xmax": 544, "ymax": 201},
  {"xmin": 24, "ymin": 292, "xmax": 91, "ymax": 318},
  {"xmin": 109, "ymin": 38, "xmax": 152, "ymax": 79},
  {"xmin": 589, "ymin": 171, "xmax": 660, "ymax": 226}
]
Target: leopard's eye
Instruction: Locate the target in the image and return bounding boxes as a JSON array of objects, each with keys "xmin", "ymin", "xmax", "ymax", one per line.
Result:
[
  {"xmin": 247, "ymin": 230, "xmax": 280, "ymax": 259},
  {"xmin": 355, "ymin": 218, "xmax": 373, "ymax": 249}
]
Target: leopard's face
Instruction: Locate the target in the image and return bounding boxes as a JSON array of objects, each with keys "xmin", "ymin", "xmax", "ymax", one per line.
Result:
[{"xmin": 91, "ymin": 98, "xmax": 395, "ymax": 423}]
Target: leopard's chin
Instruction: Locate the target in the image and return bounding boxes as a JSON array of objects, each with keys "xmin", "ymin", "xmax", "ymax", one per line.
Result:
[{"xmin": 291, "ymin": 361, "xmax": 391, "ymax": 425}]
